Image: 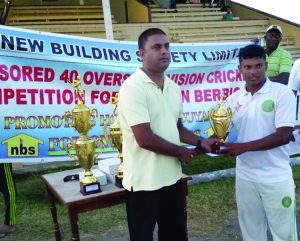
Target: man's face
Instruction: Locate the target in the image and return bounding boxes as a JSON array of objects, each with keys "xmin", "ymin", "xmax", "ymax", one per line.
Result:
[
  {"xmin": 239, "ymin": 57, "xmax": 267, "ymax": 86},
  {"xmin": 139, "ymin": 34, "xmax": 171, "ymax": 72},
  {"xmin": 264, "ymin": 30, "xmax": 282, "ymax": 50}
]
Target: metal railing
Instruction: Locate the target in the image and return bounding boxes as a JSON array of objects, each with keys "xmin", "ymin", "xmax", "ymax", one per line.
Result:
[{"xmin": 0, "ymin": 0, "xmax": 12, "ymax": 25}]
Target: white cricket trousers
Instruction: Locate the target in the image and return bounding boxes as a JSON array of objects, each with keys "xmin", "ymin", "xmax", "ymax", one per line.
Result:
[{"xmin": 236, "ymin": 177, "xmax": 298, "ymax": 241}]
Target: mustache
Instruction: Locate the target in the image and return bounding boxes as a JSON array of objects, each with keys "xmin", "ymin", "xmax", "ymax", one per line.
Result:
[{"xmin": 159, "ymin": 57, "xmax": 170, "ymax": 61}]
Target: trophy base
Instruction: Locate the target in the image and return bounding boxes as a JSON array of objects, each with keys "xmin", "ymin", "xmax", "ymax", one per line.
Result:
[
  {"xmin": 80, "ymin": 181, "xmax": 101, "ymax": 195},
  {"xmin": 115, "ymin": 176, "xmax": 123, "ymax": 188}
]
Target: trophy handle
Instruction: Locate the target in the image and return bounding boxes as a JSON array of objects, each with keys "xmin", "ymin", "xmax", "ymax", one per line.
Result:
[
  {"xmin": 90, "ymin": 108, "xmax": 98, "ymax": 127},
  {"xmin": 103, "ymin": 123, "xmax": 111, "ymax": 146},
  {"xmin": 65, "ymin": 141, "xmax": 79, "ymax": 164},
  {"xmin": 65, "ymin": 111, "xmax": 73, "ymax": 126},
  {"xmin": 94, "ymin": 137, "xmax": 106, "ymax": 160}
]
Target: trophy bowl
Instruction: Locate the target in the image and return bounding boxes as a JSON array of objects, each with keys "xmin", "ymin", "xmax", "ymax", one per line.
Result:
[
  {"xmin": 208, "ymin": 107, "xmax": 232, "ymax": 141},
  {"xmin": 65, "ymin": 136, "xmax": 102, "ymax": 195},
  {"xmin": 74, "ymin": 137, "xmax": 97, "ymax": 184},
  {"xmin": 66, "ymin": 105, "xmax": 98, "ymax": 136},
  {"xmin": 208, "ymin": 93, "xmax": 232, "ymax": 151}
]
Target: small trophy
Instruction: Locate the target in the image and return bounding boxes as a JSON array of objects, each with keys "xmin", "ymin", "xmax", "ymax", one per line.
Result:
[
  {"xmin": 65, "ymin": 76, "xmax": 106, "ymax": 195},
  {"xmin": 108, "ymin": 93, "xmax": 123, "ymax": 188},
  {"xmin": 208, "ymin": 92, "xmax": 232, "ymax": 150}
]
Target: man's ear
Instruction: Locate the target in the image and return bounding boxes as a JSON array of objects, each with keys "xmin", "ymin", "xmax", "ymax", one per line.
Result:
[{"xmin": 139, "ymin": 49, "xmax": 145, "ymax": 59}]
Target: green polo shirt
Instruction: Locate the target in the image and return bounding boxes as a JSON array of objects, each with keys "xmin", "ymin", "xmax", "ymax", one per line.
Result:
[
  {"xmin": 265, "ymin": 46, "xmax": 292, "ymax": 77},
  {"xmin": 118, "ymin": 68, "xmax": 182, "ymax": 191}
]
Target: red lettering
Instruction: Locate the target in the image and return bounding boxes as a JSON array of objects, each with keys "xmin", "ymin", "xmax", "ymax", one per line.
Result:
[
  {"xmin": 94, "ymin": 72, "xmax": 104, "ymax": 85},
  {"xmin": 22, "ymin": 65, "xmax": 33, "ymax": 81},
  {"xmin": 194, "ymin": 90, "xmax": 203, "ymax": 102},
  {"xmin": 4, "ymin": 88, "xmax": 14, "ymax": 104},
  {"xmin": 181, "ymin": 90, "xmax": 190, "ymax": 103},
  {"xmin": 103, "ymin": 73, "xmax": 113, "ymax": 86},
  {"xmin": 10, "ymin": 65, "xmax": 21, "ymax": 81},
  {"xmin": 0, "ymin": 65, "xmax": 9, "ymax": 81},
  {"xmin": 34, "ymin": 67, "xmax": 43, "ymax": 82},
  {"xmin": 16, "ymin": 89, "xmax": 27, "ymax": 104},
  {"xmin": 113, "ymin": 73, "xmax": 122, "ymax": 86}
]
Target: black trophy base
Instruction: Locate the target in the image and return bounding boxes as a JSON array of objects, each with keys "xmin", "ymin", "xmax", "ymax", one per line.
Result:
[
  {"xmin": 115, "ymin": 176, "xmax": 123, "ymax": 188},
  {"xmin": 80, "ymin": 181, "xmax": 101, "ymax": 195}
]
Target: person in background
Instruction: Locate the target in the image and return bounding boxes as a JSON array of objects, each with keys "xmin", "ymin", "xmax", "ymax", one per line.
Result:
[
  {"xmin": 152, "ymin": 0, "xmax": 177, "ymax": 12},
  {"xmin": 223, "ymin": 6, "xmax": 234, "ymax": 21},
  {"xmin": 264, "ymin": 25, "xmax": 293, "ymax": 85},
  {"xmin": 118, "ymin": 28, "xmax": 219, "ymax": 241},
  {"xmin": 220, "ymin": 44, "xmax": 297, "ymax": 241},
  {"xmin": 0, "ymin": 163, "xmax": 16, "ymax": 239},
  {"xmin": 200, "ymin": 0, "xmax": 211, "ymax": 8},
  {"xmin": 288, "ymin": 58, "xmax": 300, "ymax": 95}
]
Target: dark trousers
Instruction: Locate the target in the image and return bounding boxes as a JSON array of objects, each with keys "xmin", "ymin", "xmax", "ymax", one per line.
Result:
[
  {"xmin": 125, "ymin": 179, "xmax": 186, "ymax": 241},
  {"xmin": 0, "ymin": 163, "xmax": 16, "ymax": 225},
  {"xmin": 170, "ymin": 0, "xmax": 177, "ymax": 9}
]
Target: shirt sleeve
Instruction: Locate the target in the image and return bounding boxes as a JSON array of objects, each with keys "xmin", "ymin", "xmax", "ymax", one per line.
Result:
[
  {"xmin": 118, "ymin": 83, "xmax": 150, "ymax": 127},
  {"xmin": 279, "ymin": 51, "xmax": 293, "ymax": 74},
  {"xmin": 275, "ymin": 87, "xmax": 296, "ymax": 128},
  {"xmin": 288, "ymin": 60, "xmax": 300, "ymax": 92}
]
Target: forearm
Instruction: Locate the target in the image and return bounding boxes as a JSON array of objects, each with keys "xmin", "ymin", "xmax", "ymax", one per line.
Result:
[
  {"xmin": 137, "ymin": 132, "xmax": 186, "ymax": 157},
  {"xmin": 178, "ymin": 127, "xmax": 199, "ymax": 146},
  {"xmin": 242, "ymin": 130, "xmax": 292, "ymax": 152}
]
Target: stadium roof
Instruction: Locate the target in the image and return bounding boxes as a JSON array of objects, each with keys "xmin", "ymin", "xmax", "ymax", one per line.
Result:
[{"xmin": 232, "ymin": 0, "xmax": 300, "ymax": 25}]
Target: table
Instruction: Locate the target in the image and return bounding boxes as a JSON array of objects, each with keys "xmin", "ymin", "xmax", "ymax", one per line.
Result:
[{"xmin": 41, "ymin": 168, "xmax": 191, "ymax": 241}]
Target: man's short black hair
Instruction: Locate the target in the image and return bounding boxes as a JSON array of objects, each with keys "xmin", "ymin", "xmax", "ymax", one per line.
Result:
[
  {"xmin": 239, "ymin": 44, "xmax": 266, "ymax": 64},
  {"xmin": 138, "ymin": 28, "xmax": 167, "ymax": 50}
]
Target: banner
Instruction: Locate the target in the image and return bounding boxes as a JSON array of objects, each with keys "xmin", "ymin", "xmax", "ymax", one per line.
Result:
[{"xmin": 0, "ymin": 25, "xmax": 250, "ymax": 163}]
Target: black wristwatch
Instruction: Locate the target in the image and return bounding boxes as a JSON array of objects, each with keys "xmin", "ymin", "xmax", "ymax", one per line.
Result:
[{"xmin": 196, "ymin": 138, "xmax": 203, "ymax": 150}]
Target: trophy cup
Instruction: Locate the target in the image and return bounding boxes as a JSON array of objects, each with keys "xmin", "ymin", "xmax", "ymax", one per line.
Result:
[
  {"xmin": 65, "ymin": 76, "xmax": 106, "ymax": 195},
  {"xmin": 208, "ymin": 92, "xmax": 232, "ymax": 151},
  {"xmin": 108, "ymin": 93, "xmax": 123, "ymax": 188}
]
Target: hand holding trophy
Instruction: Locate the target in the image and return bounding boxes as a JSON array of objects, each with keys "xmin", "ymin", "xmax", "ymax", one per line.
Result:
[
  {"xmin": 208, "ymin": 92, "xmax": 232, "ymax": 153},
  {"xmin": 65, "ymin": 76, "xmax": 107, "ymax": 195}
]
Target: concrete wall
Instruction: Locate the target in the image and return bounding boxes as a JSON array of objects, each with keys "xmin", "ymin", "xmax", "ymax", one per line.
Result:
[
  {"xmin": 110, "ymin": 0, "xmax": 126, "ymax": 23},
  {"xmin": 127, "ymin": 0, "xmax": 149, "ymax": 23}
]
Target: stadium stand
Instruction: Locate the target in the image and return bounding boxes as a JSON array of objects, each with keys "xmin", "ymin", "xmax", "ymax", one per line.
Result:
[
  {"xmin": 5, "ymin": 5, "xmax": 128, "ymax": 40},
  {"xmin": 4, "ymin": 1, "xmax": 300, "ymax": 60},
  {"xmin": 149, "ymin": 3, "xmax": 239, "ymax": 22}
]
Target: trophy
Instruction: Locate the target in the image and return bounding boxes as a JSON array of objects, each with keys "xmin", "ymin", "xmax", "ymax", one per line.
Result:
[
  {"xmin": 65, "ymin": 76, "xmax": 106, "ymax": 195},
  {"xmin": 108, "ymin": 93, "xmax": 123, "ymax": 188},
  {"xmin": 208, "ymin": 92, "xmax": 232, "ymax": 151}
]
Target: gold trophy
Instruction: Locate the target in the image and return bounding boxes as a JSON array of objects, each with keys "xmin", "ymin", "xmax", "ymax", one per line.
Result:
[
  {"xmin": 208, "ymin": 92, "xmax": 232, "ymax": 151},
  {"xmin": 65, "ymin": 76, "xmax": 106, "ymax": 195},
  {"xmin": 108, "ymin": 93, "xmax": 123, "ymax": 188}
]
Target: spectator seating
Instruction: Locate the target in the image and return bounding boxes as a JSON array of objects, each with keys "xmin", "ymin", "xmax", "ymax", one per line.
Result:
[
  {"xmin": 5, "ymin": 2, "xmax": 300, "ymax": 61},
  {"xmin": 149, "ymin": 3, "xmax": 239, "ymax": 22},
  {"xmin": 6, "ymin": 5, "xmax": 116, "ymax": 25},
  {"xmin": 168, "ymin": 19, "xmax": 268, "ymax": 42},
  {"xmin": 18, "ymin": 24, "xmax": 127, "ymax": 40},
  {"xmin": 6, "ymin": 5, "xmax": 128, "ymax": 40}
]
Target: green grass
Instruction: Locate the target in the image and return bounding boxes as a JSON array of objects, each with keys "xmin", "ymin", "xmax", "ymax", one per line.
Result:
[
  {"xmin": 1, "ymin": 156, "xmax": 299, "ymax": 240},
  {"xmin": 183, "ymin": 154, "xmax": 236, "ymax": 175}
]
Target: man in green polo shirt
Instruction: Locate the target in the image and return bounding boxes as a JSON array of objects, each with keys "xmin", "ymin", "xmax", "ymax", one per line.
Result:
[{"xmin": 264, "ymin": 25, "xmax": 292, "ymax": 85}]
